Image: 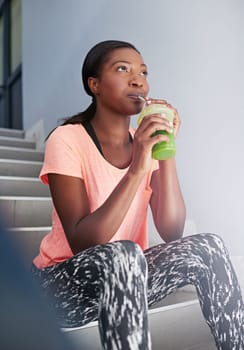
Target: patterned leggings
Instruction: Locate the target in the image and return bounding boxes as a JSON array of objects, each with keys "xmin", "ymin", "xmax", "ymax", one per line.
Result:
[{"xmin": 32, "ymin": 233, "xmax": 244, "ymax": 350}]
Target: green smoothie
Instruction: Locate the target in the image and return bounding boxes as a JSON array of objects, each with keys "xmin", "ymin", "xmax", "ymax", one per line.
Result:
[{"xmin": 138, "ymin": 103, "xmax": 176, "ymax": 160}]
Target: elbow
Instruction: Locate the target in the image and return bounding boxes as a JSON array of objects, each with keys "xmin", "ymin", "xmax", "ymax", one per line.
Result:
[
  {"xmin": 67, "ymin": 223, "xmax": 113, "ymax": 254},
  {"xmin": 153, "ymin": 203, "xmax": 186, "ymax": 244},
  {"xmin": 68, "ymin": 235, "xmax": 97, "ymax": 254},
  {"xmin": 156, "ymin": 219, "xmax": 185, "ymax": 243},
  {"xmin": 162, "ymin": 229, "xmax": 184, "ymax": 243}
]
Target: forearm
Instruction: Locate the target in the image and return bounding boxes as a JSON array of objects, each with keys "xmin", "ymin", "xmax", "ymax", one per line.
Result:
[
  {"xmin": 150, "ymin": 158, "xmax": 186, "ymax": 242},
  {"xmin": 72, "ymin": 170, "xmax": 145, "ymax": 252}
]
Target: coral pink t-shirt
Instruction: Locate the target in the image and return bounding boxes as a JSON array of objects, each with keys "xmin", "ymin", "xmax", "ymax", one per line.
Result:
[{"xmin": 33, "ymin": 124, "xmax": 158, "ymax": 269}]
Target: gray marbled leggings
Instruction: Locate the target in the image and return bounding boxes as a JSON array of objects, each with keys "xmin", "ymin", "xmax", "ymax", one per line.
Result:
[{"xmin": 32, "ymin": 233, "xmax": 244, "ymax": 350}]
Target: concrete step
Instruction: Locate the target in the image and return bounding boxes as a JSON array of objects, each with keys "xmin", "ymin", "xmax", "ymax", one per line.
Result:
[
  {"xmin": 0, "ymin": 135, "xmax": 36, "ymax": 149},
  {"xmin": 63, "ymin": 298, "xmax": 215, "ymax": 350},
  {"xmin": 7, "ymin": 226, "xmax": 51, "ymax": 264},
  {"xmin": 0, "ymin": 127, "xmax": 25, "ymax": 139},
  {"xmin": 0, "ymin": 176, "xmax": 50, "ymax": 196},
  {"xmin": 0, "ymin": 145, "xmax": 44, "ymax": 161},
  {"xmin": 0, "ymin": 196, "xmax": 52, "ymax": 227},
  {"xmin": 0, "ymin": 159, "xmax": 42, "ymax": 177}
]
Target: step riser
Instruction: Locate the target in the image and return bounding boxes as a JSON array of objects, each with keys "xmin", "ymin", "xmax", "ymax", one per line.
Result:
[
  {"xmin": 0, "ymin": 198, "xmax": 52, "ymax": 227},
  {"xmin": 0, "ymin": 160, "xmax": 42, "ymax": 177},
  {"xmin": 0, "ymin": 178, "xmax": 50, "ymax": 197},
  {"xmin": 0, "ymin": 147, "xmax": 44, "ymax": 161},
  {"xmin": 0, "ymin": 127, "xmax": 24, "ymax": 138},
  {"xmin": 0, "ymin": 137, "xmax": 36, "ymax": 149}
]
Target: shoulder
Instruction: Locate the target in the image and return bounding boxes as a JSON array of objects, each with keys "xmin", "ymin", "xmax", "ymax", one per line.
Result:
[
  {"xmin": 46, "ymin": 123, "xmax": 87, "ymax": 148},
  {"xmin": 48, "ymin": 123, "xmax": 83, "ymax": 139},
  {"xmin": 40, "ymin": 124, "xmax": 87, "ymax": 183},
  {"xmin": 43, "ymin": 124, "xmax": 90, "ymax": 162}
]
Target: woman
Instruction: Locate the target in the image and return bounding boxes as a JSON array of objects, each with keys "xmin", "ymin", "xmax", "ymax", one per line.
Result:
[{"xmin": 32, "ymin": 40, "xmax": 243, "ymax": 350}]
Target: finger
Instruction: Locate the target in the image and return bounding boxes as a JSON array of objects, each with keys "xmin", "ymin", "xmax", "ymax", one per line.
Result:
[
  {"xmin": 146, "ymin": 98, "xmax": 168, "ymax": 106},
  {"xmin": 140, "ymin": 120, "xmax": 173, "ymax": 137},
  {"xmin": 151, "ymin": 133, "xmax": 169, "ymax": 143},
  {"xmin": 136, "ymin": 132, "xmax": 169, "ymax": 152},
  {"xmin": 139, "ymin": 114, "xmax": 172, "ymax": 130},
  {"xmin": 173, "ymin": 117, "xmax": 181, "ymax": 136}
]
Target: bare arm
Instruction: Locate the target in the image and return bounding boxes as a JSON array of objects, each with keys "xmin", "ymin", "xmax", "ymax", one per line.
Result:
[
  {"xmin": 48, "ymin": 170, "xmax": 145, "ymax": 254},
  {"xmin": 149, "ymin": 98, "xmax": 186, "ymax": 242},
  {"xmin": 150, "ymin": 158, "xmax": 186, "ymax": 242}
]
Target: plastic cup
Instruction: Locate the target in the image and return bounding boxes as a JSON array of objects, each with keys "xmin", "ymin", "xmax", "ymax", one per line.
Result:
[{"xmin": 138, "ymin": 103, "xmax": 176, "ymax": 160}]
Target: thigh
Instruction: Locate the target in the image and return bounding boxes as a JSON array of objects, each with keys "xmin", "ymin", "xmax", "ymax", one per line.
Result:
[
  {"xmin": 32, "ymin": 243, "xmax": 114, "ymax": 327},
  {"xmin": 32, "ymin": 240, "xmax": 147, "ymax": 328},
  {"xmin": 144, "ymin": 234, "xmax": 211, "ymax": 307}
]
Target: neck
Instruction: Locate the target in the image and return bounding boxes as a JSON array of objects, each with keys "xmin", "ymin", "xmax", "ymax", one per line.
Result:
[{"xmin": 91, "ymin": 111, "xmax": 131, "ymax": 146}]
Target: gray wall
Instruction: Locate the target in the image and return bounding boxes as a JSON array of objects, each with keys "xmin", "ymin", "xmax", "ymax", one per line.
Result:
[{"xmin": 22, "ymin": 0, "xmax": 244, "ymax": 255}]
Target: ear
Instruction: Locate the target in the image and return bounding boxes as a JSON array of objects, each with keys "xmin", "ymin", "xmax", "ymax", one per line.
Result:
[{"xmin": 88, "ymin": 77, "xmax": 100, "ymax": 96}]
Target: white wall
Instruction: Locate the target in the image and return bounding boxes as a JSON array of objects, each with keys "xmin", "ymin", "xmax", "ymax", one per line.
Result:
[{"xmin": 22, "ymin": 0, "xmax": 244, "ymax": 255}]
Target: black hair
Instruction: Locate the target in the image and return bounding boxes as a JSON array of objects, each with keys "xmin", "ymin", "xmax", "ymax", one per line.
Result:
[{"xmin": 61, "ymin": 40, "xmax": 140, "ymax": 126}]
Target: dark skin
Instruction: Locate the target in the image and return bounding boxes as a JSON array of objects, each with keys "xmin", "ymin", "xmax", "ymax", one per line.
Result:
[{"xmin": 48, "ymin": 48, "xmax": 186, "ymax": 254}]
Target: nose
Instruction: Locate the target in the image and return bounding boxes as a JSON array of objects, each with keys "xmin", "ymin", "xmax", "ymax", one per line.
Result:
[{"xmin": 129, "ymin": 74, "xmax": 144, "ymax": 88}]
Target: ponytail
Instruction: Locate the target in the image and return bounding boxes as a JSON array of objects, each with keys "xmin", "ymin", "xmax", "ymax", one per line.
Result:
[
  {"xmin": 61, "ymin": 99, "xmax": 96, "ymax": 126},
  {"xmin": 45, "ymin": 100, "xmax": 96, "ymax": 140}
]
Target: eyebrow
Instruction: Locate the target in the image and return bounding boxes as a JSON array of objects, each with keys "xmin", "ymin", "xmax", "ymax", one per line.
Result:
[{"xmin": 111, "ymin": 60, "xmax": 147, "ymax": 68}]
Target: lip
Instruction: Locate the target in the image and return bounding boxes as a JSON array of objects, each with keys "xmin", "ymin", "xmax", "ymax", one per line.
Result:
[{"xmin": 128, "ymin": 94, "xmax": 146, "ymax": 101}]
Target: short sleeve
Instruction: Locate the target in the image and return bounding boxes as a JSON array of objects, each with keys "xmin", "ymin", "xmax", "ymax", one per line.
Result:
[{"xmin": 40, "ymin": 125, "xmax": 83, "ymax": 184}]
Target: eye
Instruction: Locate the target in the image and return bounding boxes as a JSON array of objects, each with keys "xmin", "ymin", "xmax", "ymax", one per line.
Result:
[
  {"xmin": 117, "ymin": 65, "xmax": 129, "ymax": 72},
  {"xmin": 140, "ymin": 70, "xmax": 148, "ymax": 77}
]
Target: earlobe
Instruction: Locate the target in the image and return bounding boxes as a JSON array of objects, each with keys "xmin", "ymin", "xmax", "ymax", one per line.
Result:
[{"xmin": 88, "ymin": 77, "xmax": 100, "ymax": 95}]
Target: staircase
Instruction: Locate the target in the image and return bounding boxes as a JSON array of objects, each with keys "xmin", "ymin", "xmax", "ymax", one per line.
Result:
[
  {"xmin": 0, "ymin": 127, "xmax": 216, "ymax": 350},
  {"xmin": 0, "ymin": 127, "xmax": 52, "ymax": 264}
]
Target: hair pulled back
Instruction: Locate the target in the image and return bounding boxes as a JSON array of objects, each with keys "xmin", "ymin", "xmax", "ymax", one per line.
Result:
[{"xmin": 62, "ymin": 40, "xmax": 140, "ymax": 126}]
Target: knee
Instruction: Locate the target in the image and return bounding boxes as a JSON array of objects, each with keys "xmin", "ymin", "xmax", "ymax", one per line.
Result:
[
  {"xmin": 116, "ymin": 240, "xmax": 146, "ymax": 263},
  {"xmin": 107, "ymin": 240, "xmax": 147, "ymax": 276},
  {"xmin": 183, "ymin": 233, "xmax": 227, "ymax": 262},
  {"xmin": 200, "ymin": 233, "xmax": 227, "ymax": 252},
  {"xmin": 118, "ymin": 240, "xmax": 144, "ymax": 256},
  {"xmin": 192, "ymin": 233, "xmax": 230, "ymax": 266}
]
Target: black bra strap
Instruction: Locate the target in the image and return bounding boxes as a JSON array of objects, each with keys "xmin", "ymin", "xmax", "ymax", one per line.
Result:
[
  {"xmin": 82, "ymin": 121, "xmax": 133, "ymax": 157},
  {"xmin": 82, "ymin": 121, "xmax": 104, "ymax": 156}
]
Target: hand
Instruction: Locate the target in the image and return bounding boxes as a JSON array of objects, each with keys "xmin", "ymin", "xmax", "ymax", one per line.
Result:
[
  {"xmin": 131, "ymin": 104, "xmax": 172, "ymax": 175},
  {"xmin": 145, "ymin": 97, "xmax": 181, "ymax": 137}
]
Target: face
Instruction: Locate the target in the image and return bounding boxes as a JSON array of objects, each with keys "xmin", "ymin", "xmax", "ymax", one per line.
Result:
[{"xmin": 88, "ymin": 48, "xmax": 150, "ymax": 116}]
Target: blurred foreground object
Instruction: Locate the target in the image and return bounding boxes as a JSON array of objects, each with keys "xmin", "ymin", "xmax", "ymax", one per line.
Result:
[{"xmin": 0, "ymin": 221, "xmax": 77, "ymax": 350}]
